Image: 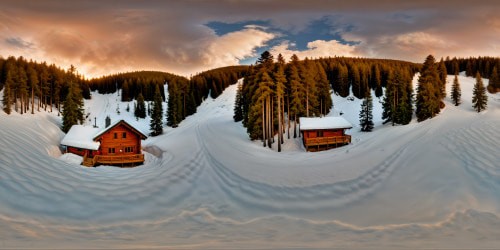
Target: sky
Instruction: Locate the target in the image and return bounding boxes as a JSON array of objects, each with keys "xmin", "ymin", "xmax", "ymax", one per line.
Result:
[{"xmin": 1, "ymin": 0, "xmax": 500, "ymax": 78}]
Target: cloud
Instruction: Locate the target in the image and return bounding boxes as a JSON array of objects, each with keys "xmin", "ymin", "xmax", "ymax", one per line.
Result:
[
  {"xmin": 0, "ymin": 0, "xmax": 499, "ymax": 77},
  {"xmin": 204, "ymin": 28, "xmax": 275, "ymax": 69},
  {"xmin": 270, "ymin": 40, "xmax": 359, "ymax": 62},
  {"xmin": 5, "ymin": 37, "xmax": 34, "ymax": 49}
]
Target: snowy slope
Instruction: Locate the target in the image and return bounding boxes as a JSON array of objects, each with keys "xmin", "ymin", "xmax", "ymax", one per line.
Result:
[{"xmin": 0, "ymin": 74, "xmax": 499, "ymax": 249}]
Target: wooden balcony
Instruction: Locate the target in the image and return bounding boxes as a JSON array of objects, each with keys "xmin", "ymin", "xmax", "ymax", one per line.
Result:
[
  {"xmin": 304, "ymin": 135, "xmax": 351, "ymax": 152},
  {"xmin": 83, "ymin": 154, "xmax": 144, "ymax": 167}
]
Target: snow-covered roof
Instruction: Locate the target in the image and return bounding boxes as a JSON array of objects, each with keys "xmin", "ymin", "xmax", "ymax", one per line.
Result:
[
  {"xmin": 61, "ymin": 120, "xmax": 147, "ymax": 150},
  {"xmin": 299, "ymin": 117, "xmax": 353, "ymax": 131},
  {"xmin": 60, "ymin": 125, "xmax": 101, "ymax": 150}
]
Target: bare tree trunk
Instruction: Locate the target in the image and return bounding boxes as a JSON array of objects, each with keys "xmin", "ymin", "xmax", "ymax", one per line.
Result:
[
  {"xmin": 320, "ymin": 98, "xmax": 323, "ymax": 116},
  {"xmin": 287, "ymin": 95, "xmax": 290, "ymax": 139},
  {"xmin": 25, "ymin": 93, "xmax": 28, "ymax": 114},
  {"xmin": 271, "ymin": 97, "xmax": 274, "ymax": 144},
  {"xmin": 281, "ymin": 96, "xmax": 285, "ymax": 144},
  {"xmin": 262, "ymin": 98, "xmax": 266, "ymax": 147},
  {"xmin": 38, "ymin": 87, "xmax": 41, "ymax": 112},
  {"xmin": 20, "ymin": 94, "xmax": 24, "ymax": 114},
  {"xmin": 298, "ymin": 114, "xmax": 301, "ymax": 138},
  {"xmin": 293, "ymin": 114, "xmax": 297, "ymax": 138},
  {"xmin": 306, "ymin": 88, "xmax": 309, "ymax": 117},
  {"xmin": 14, "ymin": 92, "xmax": 17, "ymax": 113},
  {"xmin": 267, "ymin": 97, "xmax": 272, "ymax": 148},
  {"xmin": 31, "ymin": 86, "xmax": 35, "ymax": 114},
  {"xmin": 49, "ymin": 90, "xmax": 53, "ymax": 112},
  {"xmin": 277, "ymin": 96, "xmax": 282, "ymax": 152}
]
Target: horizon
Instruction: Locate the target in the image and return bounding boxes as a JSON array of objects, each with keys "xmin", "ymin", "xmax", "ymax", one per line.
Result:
[{"xmin": 1, "ymin": 0, "xmax": 500, "ymax": 78}]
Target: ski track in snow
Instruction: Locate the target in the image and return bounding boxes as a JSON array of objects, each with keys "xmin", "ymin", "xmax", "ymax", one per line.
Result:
[{"xmin": 0, "ymin": 74, "xmax": 499, "ymax": 249}]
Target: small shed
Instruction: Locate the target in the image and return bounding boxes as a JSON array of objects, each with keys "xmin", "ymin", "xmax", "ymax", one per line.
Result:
[
  {"xmin": 299, "ymin": 117, "xmax": 352, "ymax": 152},
  {"xmin": 61, "ymin": 120, "xmax": 147, "ymax": 167}
]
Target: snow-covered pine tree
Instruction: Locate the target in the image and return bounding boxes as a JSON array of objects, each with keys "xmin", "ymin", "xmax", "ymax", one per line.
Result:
[
  {"xmin": 150, "ymin": 85, "xmax": 164, "ymax": 136},
  {"xmin": 359, "ymin": 90, "xmax": 374, "ymax": 132},
  {"xmin": 451, "ymin": 74, "xmax": 461, "ymax": 106},
  {"xmin": 472, "ymin": 72, "xmax": 488, "ymax": 112}
]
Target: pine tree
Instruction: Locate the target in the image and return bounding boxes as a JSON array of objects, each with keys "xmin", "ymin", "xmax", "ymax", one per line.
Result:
[
  {"xmin": 61, "ymin": 81, "xmax": 84, "ymax": 133},
  {"xmin": 166, "ymin": 81, "xmax": 181, "ymax": 127},
  {"xmin": 134, "ymin": 92, "xmax": 146, "ymax": 118},
  {"xmin": 17, "ymin": 66, "xmax": 28, "ymax": 114},
  {"xmin": 27, "ymin": 65, "xmax": 39, "ymax": 114},
  {"xmin": 233, "ymin": 82, "xmax": 244, "ymax": 122},
  {"xmin": 121, "ymin": 80, "xmax": 130, "ymax": 102},
  {"xmin": 382, "ymin": 70, "xmax": 396, "ymax": 125},
  {"xmin": 383, "ymin": 69, "xmax": 413, "ymax": 125},
  {"xmin": 2, "ymin": 70, "xmax": 14, "ymax": 114},
  {"xmin": 437, "ymin": 58, "xmax": 447, "ymax": 98},
  {"xmin": 451, "ymin": 74, "xmax": 461, "ymax": 106},
  {"xmin": 488, "ymin": 66, "xmax": 499, "ymax": 92},
  {"xmin": 150, "ymin": 85, "xmax": 164, "ymax": 135},
  {"xmin": 274, "ymin": 63, "xmax": 286, "ymax": 152},
  {"xmin": 2, "ymin": 81, "xmax": 12, "ymax": 114},
  {"xmin": 416, "ymin": 55, "xmax": 442, "ymax": 122},
  {"xmin": 359, "ymin": 90, "xmax": 374, "ymax": 132},
  {"xmin": 395, "ymin": 69, "xmax": 413, "ymax": 125},
  {"xmin": 472, "ymin": 72, "xmax": 488, "ymax": 112},
  {"xmin": 287, "ymin": 63, "xmax": 304, "ymax": 138}
]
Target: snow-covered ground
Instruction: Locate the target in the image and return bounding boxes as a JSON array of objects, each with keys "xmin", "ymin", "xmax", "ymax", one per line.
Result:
[{"xmin": 0, "ymin": 73, "xmax": 499, "ymax": 249}]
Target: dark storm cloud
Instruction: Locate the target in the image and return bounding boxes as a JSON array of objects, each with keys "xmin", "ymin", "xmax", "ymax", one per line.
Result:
[{"xmin": 0, "ymin": 0, "xmax": 499, "ymax": 77}]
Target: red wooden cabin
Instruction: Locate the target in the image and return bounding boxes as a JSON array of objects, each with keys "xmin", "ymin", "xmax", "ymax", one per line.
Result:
[
  {"xmin": 61, "ymin": 120, "xmax": 147, "ymax": 167},
  {"xmin": 299, "ymin": 117, "xmax": 352, "ymax": 152}
]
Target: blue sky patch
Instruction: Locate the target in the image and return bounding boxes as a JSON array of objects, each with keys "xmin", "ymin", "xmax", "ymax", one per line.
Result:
[{"xmin": 206, "ymin": 16, "xmax": 357, "ymax": 65}]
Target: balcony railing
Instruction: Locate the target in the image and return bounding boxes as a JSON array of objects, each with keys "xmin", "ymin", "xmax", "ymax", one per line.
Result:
[
  {"xmin": 304, "ymin": 135, "xmax": 351, "ymax": 151},
  {"xmin": 83, "ymin": 154, "xmax": 144, "ymax": 167}
]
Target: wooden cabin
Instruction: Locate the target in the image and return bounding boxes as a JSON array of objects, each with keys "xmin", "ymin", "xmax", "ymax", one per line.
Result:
[
  {"xmin": 299, "ymin": 117, "xmax": 352, "ymax": 152},
  {"xmin": 61, "ymin": 120, "xmax": 147, "ymax": 167}
]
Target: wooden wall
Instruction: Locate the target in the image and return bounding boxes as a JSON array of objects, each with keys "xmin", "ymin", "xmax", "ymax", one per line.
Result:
[
  {"xmin": 97, "ymin": 124, "xmax": 141, "ymax": 156},
  {"xmin": 303, "ymin": 129, "xmax": 344, "ymax": 139}
]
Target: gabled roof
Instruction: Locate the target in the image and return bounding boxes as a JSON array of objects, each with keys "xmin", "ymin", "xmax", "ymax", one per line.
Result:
[
  {"xmin": 61, "ymin": 120, "xmax": 147, "ymax": 150},
  {"xmin": 299, "ymin": 117, "xmax": 353, "ymax": 131},
  {"xmin": 93, "ymin": 120, "xmax": 147, "ymax": 140}
]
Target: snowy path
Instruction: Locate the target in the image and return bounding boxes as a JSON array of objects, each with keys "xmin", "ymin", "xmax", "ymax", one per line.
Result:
[{"xmin": 0, "ymin": 74, "xmax": 499, "ymax": 249}]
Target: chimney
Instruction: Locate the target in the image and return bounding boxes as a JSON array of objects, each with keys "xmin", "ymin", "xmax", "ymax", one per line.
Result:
[{"xmin": 105, "ymin": 116, "xmax": 111, "ymax": 127}]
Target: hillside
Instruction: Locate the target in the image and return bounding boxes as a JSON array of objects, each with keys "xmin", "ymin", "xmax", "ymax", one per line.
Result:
[{"xmin": 0, "ymin": 73, "xmax": 499, "ymax": 249}]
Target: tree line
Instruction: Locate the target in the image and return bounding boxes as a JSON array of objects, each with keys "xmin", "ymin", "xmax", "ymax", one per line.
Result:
[
  {"xmin": 444, "ymin": 56, "xmax": 500, "ymax": 93},
  {"xmin": 166, "ymin": 65, "xmax": 248, "ymax": 127},
  {"xmin": 1, "ymin": 56, "xmax": 89, "ymax": 115},
  {"xmin": 87, "ymin": 71, "xmax": 181, "ymax": 102}
]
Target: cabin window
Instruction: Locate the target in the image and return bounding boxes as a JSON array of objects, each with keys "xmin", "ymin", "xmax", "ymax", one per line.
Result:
[
  {"xmin": 125, "ymin": 146, "xmax": 134, "ymax": 153},
  {"xmin": 122, "ymin": 132, "xmax": 127, "ymax": 138},
  {"xmin": 114, "ymin": 133, "xmax": 117, "ymax": 139},
  {"xmin": 108, "ymin": 148, "xmax": 115, "ymax": 154},
  {"xmin": 317, "ymin": 131, "xmax": 324, "ymax": 137}
]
